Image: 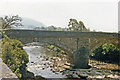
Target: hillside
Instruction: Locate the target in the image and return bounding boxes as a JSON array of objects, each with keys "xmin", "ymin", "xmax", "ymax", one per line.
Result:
[{"xmin": 12, "ymin": 17, "xmax": 47, "ymax": 29}]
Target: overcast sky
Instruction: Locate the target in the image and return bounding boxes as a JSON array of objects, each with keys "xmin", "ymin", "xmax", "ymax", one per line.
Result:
[{"xmin": 0, "ymin": 0, "xmax": 119, "ymax": 32}]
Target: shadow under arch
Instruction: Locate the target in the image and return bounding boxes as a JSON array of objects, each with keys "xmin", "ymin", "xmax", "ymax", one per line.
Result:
[{"xmin": 90, "ymin": 43, "xmax": 120, "ymax": 65}]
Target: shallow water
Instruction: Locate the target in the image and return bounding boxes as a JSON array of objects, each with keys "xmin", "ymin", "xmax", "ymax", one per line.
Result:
[{"xmin": 23, "ymin": 46, "xmax": 65, "ymax": 78}]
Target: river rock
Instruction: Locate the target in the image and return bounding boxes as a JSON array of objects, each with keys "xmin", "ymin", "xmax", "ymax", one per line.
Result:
[{"xmin": 62, "ymin": 67, "xmax": 120, "ymax": 79}]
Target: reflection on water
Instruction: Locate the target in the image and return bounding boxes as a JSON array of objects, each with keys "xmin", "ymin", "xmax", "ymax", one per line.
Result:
[{"xmin": 23, "ymin": 46, "xmax": 66, "ymax": 78}]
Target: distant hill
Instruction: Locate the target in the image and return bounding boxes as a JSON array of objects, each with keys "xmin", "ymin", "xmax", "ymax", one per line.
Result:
[{"xmin": 12, "ymin": 17, "xmax": 47, "ymax": 29}]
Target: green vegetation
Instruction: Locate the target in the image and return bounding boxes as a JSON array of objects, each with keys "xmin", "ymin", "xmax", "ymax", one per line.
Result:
[
  {"xmin": 33, "ymin": 19, "xmax": 90, "ymax": 32},
  {"xmin": 90, "ymin": 43, "xmax": 120, "ymax": 65},
  {"xmin": 1, "ymin": 32, "xmax": 34, "ymax": 78},
  {"xmin": 34, "ymin": 25, "xmax": 67, "ymax": 31},
  {"xmin": 67, "ymin": 18, "xmax": 90, "ymax": 32},
  {"xmin": 0, "ymin": 15, "xmax": 35, "ymax": 78},
  {"xmin": 47, "ymin": 44, "xmax": 68, "ymax": 55}
]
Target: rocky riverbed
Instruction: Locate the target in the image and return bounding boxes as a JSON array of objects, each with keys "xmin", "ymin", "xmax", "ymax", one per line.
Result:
[
  {"xmin": 62, "ymin": 67, "xmax": 119, "ymax": 79},
  {"xmin": 23, "ymin": 44, "xmax": 120, "ymax": 79},
  {"xmin": 24, "ymin": 46, "xmax": 69, "ymax": 78}
]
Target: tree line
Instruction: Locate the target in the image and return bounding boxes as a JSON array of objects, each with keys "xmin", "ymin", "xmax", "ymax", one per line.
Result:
[{"xmin": 0, "ymin": 15, "xmax": 91, "ymax": 32}]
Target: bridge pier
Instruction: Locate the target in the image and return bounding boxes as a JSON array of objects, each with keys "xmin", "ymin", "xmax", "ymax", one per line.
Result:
[
  {"xmin": 73, "ymin": 47, "xmax": 89, "ymax": 68},
  {"xmin": 71, "ymin": 38, "xmax": 90, "ymax": 69}
]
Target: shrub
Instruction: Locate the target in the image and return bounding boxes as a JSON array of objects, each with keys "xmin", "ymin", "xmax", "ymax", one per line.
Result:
[
  {"xmin": 1, "ymin": 32, "xmax": 29, "ymax": 78},
  {"xmin": 90, "ymin": 43, "xmax": 120, "ymax": 64}
]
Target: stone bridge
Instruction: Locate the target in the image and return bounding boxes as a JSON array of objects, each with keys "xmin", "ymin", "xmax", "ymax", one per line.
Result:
[{"xmin": 4, "ymin": 29, "xmax": 119, "ymax": 69}]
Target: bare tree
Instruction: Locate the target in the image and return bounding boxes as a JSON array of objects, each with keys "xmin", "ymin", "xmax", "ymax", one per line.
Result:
[{"xmin": 2, "ymin": 15, "xmax": 22, "ymax": 29}]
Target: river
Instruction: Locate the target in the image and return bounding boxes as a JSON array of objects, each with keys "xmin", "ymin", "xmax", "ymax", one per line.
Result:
[{"xmin": 23, "ymin": 45, "xmax": 66, "ymax": 78}]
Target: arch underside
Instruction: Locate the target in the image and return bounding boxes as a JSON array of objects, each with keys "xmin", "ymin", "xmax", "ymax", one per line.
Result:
[{"xmin": 13, "ymin": 36, "xmax": 119, "ymax": 54}]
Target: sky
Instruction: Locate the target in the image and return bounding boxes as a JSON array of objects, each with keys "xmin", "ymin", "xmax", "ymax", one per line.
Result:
[{"xmin": 0, "ymin": 0, "xmax": 119, "ymax": 32}]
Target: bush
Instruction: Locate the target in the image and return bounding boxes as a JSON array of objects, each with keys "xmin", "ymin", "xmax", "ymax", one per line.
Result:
[
  {"xmin": 1, "ymin": 32, "xmax": 29, "ymax": 78},
  {"xmin": 90, "ymin": 43, "xmax": 120, "ymax": 64}
]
